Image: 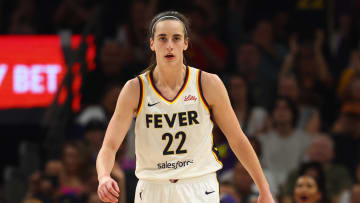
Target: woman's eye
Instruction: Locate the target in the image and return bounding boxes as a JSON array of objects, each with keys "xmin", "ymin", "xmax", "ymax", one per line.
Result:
[{"xmin": 160, "ymin": 37, "xmax": 166, "ymax": 41}]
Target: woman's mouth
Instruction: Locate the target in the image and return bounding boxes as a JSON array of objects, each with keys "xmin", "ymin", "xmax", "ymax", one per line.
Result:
[
  {"xmin": 299, "ymin": 195, "xmax": 309, "ymax": 202},
  {"xmin": 165, "ymin": 53, "xmax": 175, "ymax": 60}
]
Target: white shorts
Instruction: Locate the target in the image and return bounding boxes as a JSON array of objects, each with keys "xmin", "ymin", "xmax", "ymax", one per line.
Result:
[{"xmin": 134, "ymin": 173, "xmax": 219, "ymax": 203}]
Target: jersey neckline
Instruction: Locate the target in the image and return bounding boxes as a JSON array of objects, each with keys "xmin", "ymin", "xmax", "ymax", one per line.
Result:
[{"xmin": 148, "ymin": 66, "xmax": 190, "ymax": 104}]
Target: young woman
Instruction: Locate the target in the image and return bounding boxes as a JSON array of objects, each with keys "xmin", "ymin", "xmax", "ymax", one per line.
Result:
[
  {"xmin": 293, "ymin": 175, "xmax": 326, "ymax": 203},
  {"xmin": 96, "ymin": 10, "xmax": 274, "ymax": 203}
]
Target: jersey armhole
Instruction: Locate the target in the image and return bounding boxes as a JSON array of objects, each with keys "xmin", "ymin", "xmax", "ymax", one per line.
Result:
[
  {"xmin": 197, "ymin": 70, "xmax": 210, "ymax": 113},
  {"xmin": 136, "ymin": 76, "xmax": 144, "ymax": 116}
]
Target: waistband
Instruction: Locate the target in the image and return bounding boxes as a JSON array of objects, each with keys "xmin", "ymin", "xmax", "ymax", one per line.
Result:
[{"xmin": 139, "ymin": 172, "xmax": 217, "ymax": 185}]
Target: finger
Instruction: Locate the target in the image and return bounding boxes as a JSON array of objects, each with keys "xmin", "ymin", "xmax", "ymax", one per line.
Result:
[
  {"xmin": 99, "ymin": 188, "xmax": 115, "ymax": 203},
  {"xmin": 98, "ymin": 190, "xmax": 106, "ymax": 202},
  {"xmin": 112, "ymin": 180, "xmax": 120, "ymax": 193},
  {"xmin": 104, "ymin": 185, "xmax": 118, "ymax": 202},
  {"xmin": 106, "ymin": 182, "xmax": 119, "ymax": 197}
]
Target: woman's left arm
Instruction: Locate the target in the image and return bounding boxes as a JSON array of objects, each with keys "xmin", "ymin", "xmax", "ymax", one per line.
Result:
[{"xmin": 201, "ymin": 72, "xmax": 274, "ymax": 203}]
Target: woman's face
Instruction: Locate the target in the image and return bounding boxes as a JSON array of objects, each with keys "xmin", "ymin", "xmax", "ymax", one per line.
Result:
[
  {"xmin": 150, "ymin": 20, "xmax": 188, "ymax": 67},
  {"xmin": 63, "ymin": 145, "xmax": 80, "ymax": 172},
  {"xmin": 294, "ymin": 176, "xmax": 321, "ymax": 203}
]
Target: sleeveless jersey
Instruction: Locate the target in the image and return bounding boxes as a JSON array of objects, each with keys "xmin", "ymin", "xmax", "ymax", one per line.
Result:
[{"xmin": 134, "ymin": 66, "xmax": 222, "ymax": 180}]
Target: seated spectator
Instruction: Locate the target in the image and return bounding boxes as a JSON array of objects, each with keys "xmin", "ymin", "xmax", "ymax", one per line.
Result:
[
  {"xmin": 58, "ymin": 142, "xmax": 91, "ymax": 201},
  {"xmin": 77, "ymin": 83, "xmax": 123, "ymax": 126},
  {"xmin": 252, "ymin": 20, "xmax": 288, "ymax": 82},
  {"xmin": 293, "ymin": 175, "xmax": 327, "ymax": 203},
  {"xmin": 277, "ymin": 74, "xmax": 321, "ymax": 132},
  {"xmin": 115, "ymin": 0, "xmax": 157, "ymax": 67},
  {"xmin": 186, "ymin": 6, "xmax": 228, "ymax": 74},
  {"xmin": 280, "ymin": 31, "xmax": 333, "ymax": 110},
  {"xmin": 332, "ymin": 101, "xmax": 360, "ymax": 176},
  {"xmin": 82, "ymin": 120, "xmax": 106, "ymax": 162},
  {"xmin": 282, "ymin": 134, "xmax": 352, "ymax": 202},
  {"xmin": 227, "ymin": 74, "xmax": 268, "ymax": 135},
  {"xmin": 257, "ymin": 96, "xmax": 311, "ymax": 188},
  {"xmin": 330, "ymin": 14, "xmax": 358, "ymax": 75},
  {"xmin": 219, "ymin": 137, "xmax": 278, "ymax": 200},
  {"xmin": 234, "ymin": 41, "xmax": 275, "ymax": 108},
  {"xmin": 338, "ymin": 162, "xmax": 360, "ymax": 203}
]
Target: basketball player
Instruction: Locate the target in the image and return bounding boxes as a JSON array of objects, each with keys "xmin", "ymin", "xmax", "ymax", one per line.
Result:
[{"xmin": 96, "ymin": 11, "xmax": 274, "ymax": 203}]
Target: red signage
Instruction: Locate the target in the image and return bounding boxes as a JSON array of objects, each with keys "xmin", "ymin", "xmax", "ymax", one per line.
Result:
[{"xmin": 0, "ymin": 35, "xmax": 94, "ymax": 109}]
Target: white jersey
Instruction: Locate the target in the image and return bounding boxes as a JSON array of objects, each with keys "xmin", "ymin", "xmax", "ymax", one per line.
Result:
[{"xmin": 134, "ymin": 66, "xmax": 222, "ymax": 180}]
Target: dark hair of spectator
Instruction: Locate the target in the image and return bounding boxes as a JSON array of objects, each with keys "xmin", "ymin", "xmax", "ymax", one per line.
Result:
[
  {"xmin": 270, "ymin": 96, "xmax": 299, "ymax": 128},
  {"xmin": 143, "ymin": 11, "xmax": 191, "ymax": 73},
  {"xmin": 298, "ymin": 161, "xmax": 328, "ymax": 203}
]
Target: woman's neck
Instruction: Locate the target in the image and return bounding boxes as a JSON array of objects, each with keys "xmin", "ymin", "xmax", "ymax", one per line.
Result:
[{"xmin": 153, "ymin": 64, "xmax": 186, "ymax": 89}]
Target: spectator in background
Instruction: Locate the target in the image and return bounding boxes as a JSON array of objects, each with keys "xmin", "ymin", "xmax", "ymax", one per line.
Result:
[
  {"xmin": 293, "ymin": 175, "xmax": 327, "ymax": 203},
  {"xmin": 219, "ymin": 137, "xmax": 279, "ymax": 200},
  {"xmin": 233, "ymin": 162, "xmax": 258, "ymax": 203},
  {"xmin": 332, "ymin": 101, "xmax": 360, "ymax": 177},
  {"xmin": 82, "ymin": 120, "xmax": 106, "ymax": 162},
  {"xmin": 58, "ymin": 142, "xmax": 90, "ymax": 202},
  {"xmin": 351, "ymin": 184, "xmax": 360, "ymax": 203},
  {"xmin": 81, "ymin": 39, "xmax": 138, "ymax": 105},
  {"xmin": 78, "ymin": 83, "xmax": 123, "ymax": 125},
  {"xmin": 271, "ymin": 10, "xmax": 290, "ymax": 46},
  {"xmin": 53, "ymin": 0, "xmax": 97, "ymax": 33},
  {"xmin": 224, "ymin": 0, "xmax": 248, "ymax": 49},
  {"xmin": 235, "ymin": 41, "xmax": 275, "ymax": 108},
  {"xmin": 116, "ymin": 0, "xmax": 158, "ymax": 67},
  {"xmin": 256, "ymin": 96, "xmax": 311, "ymax": 189},
  {"xmin": 337, "ymin": 51, "xmax": 360, "ymax": 102},
  {"xmin": 277, "ymin": 74, "xmax": 321, "ymax": 132},
  {"xmin": 338, "ymin": 163, "xmax": 360, "ymax": 203},
  {"xmin": 228, "ymin": 75, "xmax": 253, "ymax": 133},
  {"xmin": 281, "ymin": 30, "xmax": 333, "ymax": 91},
  {"xmin": 8, "ymin": 0, "xmax": 37, "ymax": 34},
  {"xmin": 330, "ymin": 13, "xmax": 359, "ymax": 75},
  {"xmin": 220, "ymin": 181, "xmax": 239, "ymax": 203},
  {"xmin": 216, "ymin": 74, "xmax": 268, "ymax": 174},
  {"xmin": 252, "ymin": 19, "xmax": 288, "ymax": 82},
  {"xmin": 186, "ymin": 6, "xmax": 228, "ymax": 74},
  {"xmin": 283, "ymin": 134, "xmax": 352, "ymax": 202},
  {"xmin": 280, "ymin": 30, "xmax": 335, "ymax": 125}
]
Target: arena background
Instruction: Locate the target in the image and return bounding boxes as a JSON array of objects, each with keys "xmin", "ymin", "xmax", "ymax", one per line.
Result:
[{"xmin": 0, "ymin": 0, "xmax": 360, "ymax": 202}]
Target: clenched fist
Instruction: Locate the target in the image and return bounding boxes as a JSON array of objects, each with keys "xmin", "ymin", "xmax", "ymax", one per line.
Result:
[{"xmin": 98, "ymin": 176, "xmax": 120, "ymax": 203}]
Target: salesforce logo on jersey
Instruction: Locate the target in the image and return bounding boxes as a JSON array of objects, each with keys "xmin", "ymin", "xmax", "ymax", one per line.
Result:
[{"xmin": 157, "ymin": 159, "xmax": 194, "ymax": 169}]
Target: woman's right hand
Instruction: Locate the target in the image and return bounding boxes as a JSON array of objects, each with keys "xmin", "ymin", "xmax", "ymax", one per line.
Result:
[{"xmin": 98, "ymin": 176, "xmax": 120, "ymax": 203}]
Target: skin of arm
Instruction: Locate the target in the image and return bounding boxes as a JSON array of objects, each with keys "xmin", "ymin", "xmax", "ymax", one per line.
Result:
[
  {"xmin": 314, "ymin": 48, "xmax": 333, "ymax": 86},
  {"xmin": 96, "ymin": 78, "xmax": 139, "ymax": 182},
  {"xmin": 202, "ymin": 72, "xmax": 271, "ymax": 195}
]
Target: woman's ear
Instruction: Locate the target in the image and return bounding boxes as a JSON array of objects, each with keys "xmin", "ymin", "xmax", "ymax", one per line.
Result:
[
  {"xmin": 150, "ymin": 38, "xmax": 155, "ymax": 51},
  {"xmin": 184, "ymin": 38, "xmax": 188, "ymax": 51}
]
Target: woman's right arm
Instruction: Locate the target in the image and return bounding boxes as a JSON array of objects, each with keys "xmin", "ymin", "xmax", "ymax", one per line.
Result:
[{"xmin": 96, "ymin": 78, "xmax": 140, "ymax": 203}]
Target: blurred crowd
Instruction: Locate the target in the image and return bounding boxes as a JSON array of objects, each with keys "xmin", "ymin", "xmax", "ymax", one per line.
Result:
[{"xmin": 2, "ymin": 0, "xmax": 360, "ymax": 202}]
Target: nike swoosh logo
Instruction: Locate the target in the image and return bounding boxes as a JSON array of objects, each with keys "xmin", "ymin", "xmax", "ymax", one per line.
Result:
[
  {"xmin": 148, "ymin": 102, "xmax": 160, "ymax": 107},
  {"xmin": 205, "ymin": 191, "xmax": 215, "ymax": 195}
]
